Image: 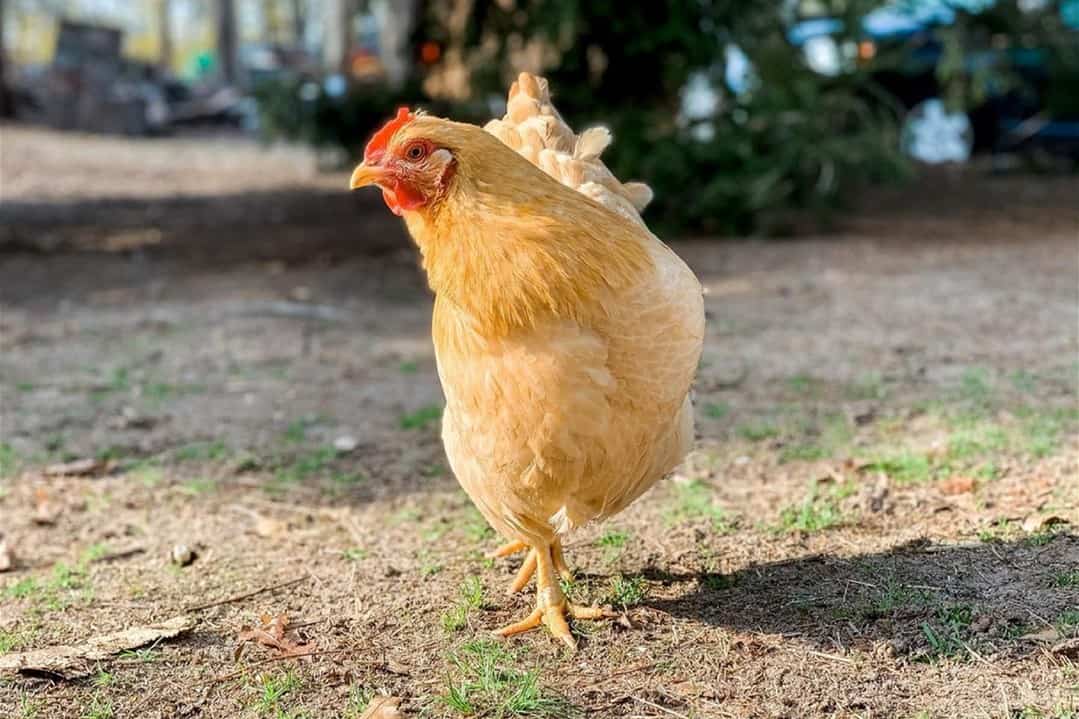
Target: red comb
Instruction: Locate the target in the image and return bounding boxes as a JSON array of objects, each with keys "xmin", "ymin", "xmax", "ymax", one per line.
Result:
[{"xmin": 364, "ymin": 106, "xmax": 415, "ymax": 163}]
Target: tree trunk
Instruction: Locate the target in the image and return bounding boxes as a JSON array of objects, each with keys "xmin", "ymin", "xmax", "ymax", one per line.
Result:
[
  {"xmin": 322, "ymin": 0, "xmax": 353, "ymax": 74},
  {"xmin": 215, "ymin": 0, "xmax": 238, "ymax": 85},
  {"xmin": 375, "ymin": 0, "xmax": 418, "ymax": 89},
  {"xmin": 0, "ymin": 0, "xmax": 12, "ymax": 118},
  {"xmin": 291, "ymin": 0, "xmax": 306, "ymax": 46},
  {"xmin": 158, "ymin": 0, "xmax": 173, "ymax": 73}
]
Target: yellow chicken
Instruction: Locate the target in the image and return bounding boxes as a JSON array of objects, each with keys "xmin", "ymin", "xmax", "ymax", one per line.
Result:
[{"xmin": 350, "ymin": 73, "xmax": 704, "ymax": 649}]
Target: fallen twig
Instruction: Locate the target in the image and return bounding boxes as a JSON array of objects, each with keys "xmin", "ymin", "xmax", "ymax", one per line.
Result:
[
  {"xmin": 184, "ymin": 575, "xmax": 308, "ymax": 612},
  {"xmin": 804, "ymin": 649, "xmax": 854, "ymax": 665},
  {"xmin": 208, "ymin": 648, "xmax": 379, "ymax": 684},
  {"xmin": 630, "ymin": 695, "xmax": 691, "ymax": 719}
]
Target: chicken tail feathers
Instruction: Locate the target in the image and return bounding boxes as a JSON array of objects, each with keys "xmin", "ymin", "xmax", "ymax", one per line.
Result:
[{"xmin": 484, "ymin": 72, "xmax": 653, "ymax": 227}]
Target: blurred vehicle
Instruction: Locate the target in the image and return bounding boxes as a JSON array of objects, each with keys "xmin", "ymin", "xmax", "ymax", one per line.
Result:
[{"xmin": 787, "ymin": 1, "xmax": 1079, "ymax": 163}]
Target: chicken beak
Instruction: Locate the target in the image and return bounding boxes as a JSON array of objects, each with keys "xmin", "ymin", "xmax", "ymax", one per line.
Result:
[{"xmin": 349, "ymin": 163, "xmax": 385, "ymax": 190}]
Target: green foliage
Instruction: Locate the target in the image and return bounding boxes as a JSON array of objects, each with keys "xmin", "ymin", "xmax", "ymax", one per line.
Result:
[
  {"xmin": 664, "ymin": 479, "xmax": 731, "ymax": 530},
  {"xmin": 441, "ymin": 640, "xmax": 576, "ymax": 717},
  {"xmin": 605, "ymin": 574, "xmax": 648, "ymax": 608},
  {"xmin": 777, "ymin": 483, "xmax": 847, "ymax": 533},
  {"xmin": 441, "ymin": 576, "xmax": 485, "ymax": 632},
  {"xmin": 400, "ymin": 405, "xmax": 443, "ymax": 430}
]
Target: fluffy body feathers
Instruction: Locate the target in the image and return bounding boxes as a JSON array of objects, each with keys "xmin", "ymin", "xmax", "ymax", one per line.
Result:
[{"xmin": 360, "ymin": 73, "xmax": 705, "ymax": 548}]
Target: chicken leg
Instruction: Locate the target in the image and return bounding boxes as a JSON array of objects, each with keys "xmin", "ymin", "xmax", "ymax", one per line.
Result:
[
  {"xmin": 488, "ymin": 538, "xmax": 573, "ymax": 593},
  {"xmin": 493, "ymin": 542, "xmax": 612, "ymax": 650}
]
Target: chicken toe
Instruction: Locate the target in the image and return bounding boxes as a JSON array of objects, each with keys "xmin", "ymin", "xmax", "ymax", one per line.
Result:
[{"xmin": 492, "ymin": 542, "xmax": 611, "ymax": 651}]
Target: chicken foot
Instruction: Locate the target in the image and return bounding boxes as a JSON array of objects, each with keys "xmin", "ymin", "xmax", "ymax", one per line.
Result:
[
  {"xmin": 488, "ymin": 538, "xmax": 572, "ymax": 593},
  {"xmin": 493, "ymin": 542, "xmax": 613, "ymax": 650}
]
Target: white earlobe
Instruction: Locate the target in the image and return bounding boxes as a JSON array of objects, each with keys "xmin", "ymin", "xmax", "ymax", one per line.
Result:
[{"xmin": 431, "ymin": 148, "xmax": 453, "ymax": 166}]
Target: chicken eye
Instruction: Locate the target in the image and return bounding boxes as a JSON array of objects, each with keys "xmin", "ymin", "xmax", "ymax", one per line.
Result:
[{"xmin": 406, "ymin": 143, "xmax": 427, "ymax": 161}]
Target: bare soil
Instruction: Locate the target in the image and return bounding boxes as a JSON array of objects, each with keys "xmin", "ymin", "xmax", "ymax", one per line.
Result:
[{"xmin": 1, "ymin": 125, "xmax": 1077, "ymax": 719}]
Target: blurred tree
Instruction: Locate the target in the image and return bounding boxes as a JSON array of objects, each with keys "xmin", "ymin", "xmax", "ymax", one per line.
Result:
[
  {"xmin": 416, "ymin": 0, "xmax": 907, "ymax": 233},
  {"xmin": 291, "ymin": 0, "xmax": 306, "ymax": 45},
  {"xmin": 215, "ymin": 0, "xmax": 238, "ymax": 84},
  {"xmin": 322, "ymin": 0, "xmax": 356, "ymax": 72},
  {"xmin": 158, "ymin": 0, "xmax": 173, "ymax": 71},
  {"xmin": 0, "ymin": 0, "xmax": 10, "ymax": 118}
]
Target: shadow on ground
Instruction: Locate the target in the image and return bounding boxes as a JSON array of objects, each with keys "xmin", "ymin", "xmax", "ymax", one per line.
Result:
[{"xmin": 643, "ymin": 533, "xmax": 1077, "ymax": 660}]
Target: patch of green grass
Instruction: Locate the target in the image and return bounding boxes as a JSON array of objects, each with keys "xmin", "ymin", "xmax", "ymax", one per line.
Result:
[
  {"xmin": 4, "ymin": 577, "xmax": 39, "ymax": 599},
  {"xmin": 421, "ymin": 463, "xmax": 446, "ymax": 478},
  {"xmin": 946, "ymin": 423, "xmax": 1008, "ymax": 461},
  {"xmin": 178, "ymin": 477, "xmax": 217, "ymax": 496},
  {"xmin": 130, "ymin": 463, "xmax": 164, "ymax": 487},
  {"xmin": 15, "ymin": 382, "xmax": 34, "ymax": 392},
  {"xmin": 17, "ymin": 695, "xmax": 40, "ymax": 719},
  {"xmin": 958, "ymin": 367, "xmax": 993, "ymax": 404},
  {"xmin": 1052, "ymin": 570, "xmax": 1079, "ymax": 588},
  {"xmin": 173, "ymin": 440, "xmax": 229, "ymax": 463},
  {"xmin": 142, "ymin": 381, "xmax": 206, "ymax": 405},
  {"xmin": 462, "ymin": 511, "xmax": 494, "ymax": 544},
  {"xmin": 0, "ymin": 443, "xmax": 20, "ymax": 478},
  {"xmin": 398, "ymin": 361, "xmax": 419, "ymax": 374},
  {"xmin": 81, "ymin": 694, "xmax": 114, "ymax": 719},
  {"xmin": 441, "ymin": 576, "xmax": 486, "ymax": 632},
  {"xmin": 1026, "ymin": 524, "xmax": 1064, "ymax": 547},
  {"xmin": 5, "ymin": 557, "xmax": 94, "ymax": 612},
  {"xmin": 118, "ymin": 647, "xmax": 159, "ymax": 663},
  {"xmin": 868, "ymin": 581, "xmax": 932, "ymax": 617},
  {"xmin": 604, "ymin": 574, "xmax": 648, "ymax": 608},
  {"xmin": 254, "ymin": 670, "xmax": 301, "ymax": 716},
  {"xmin": 0, "ymin": 627, "xmax": 33, "ymax": 655},
  {"xmin": 918, "ymin": 604, "xmax": 974, "ymax": 662},
  {"xmin": 776, "ymin": 484, "xmax": 846, "ymax": 533},
  {"xmin": 342, "ymin": 548, "xmax": 368, "ymax": 562},
  {"xmin": 847, "ymin": 372, "xmax": 888, "ymax": 400},
  {"xmin": 978, "ymin": 518, "xmax": 1018, "ymax": 544},
  {"xmin": 400, "ymin": 405, "xmax": 443, "ymax": 430},
  {"xmin": 275, "ymin": 448, "xmax": 336, "ymax": 484},
  {"xmin": 597, "ymin": 527, "xmax": 631, "ymax": 561},
  {"xmin": 283, "ymin": 418, "xmax": 312, "ymax": 443},
  {"xmin": 779, "ymin": 444, "xmax": 829, "ymax": 462},
  {"xmin": 1056, "ymin": 609, "xmax": 1079, "ymax": 638},
  {"xmin": 864, "ymin": 452, "xmax": 934, "ymax": 484},
  {"xmin": 1009, "ymin": 369, "xmax": 1038, "ymax": 394},
  {"xmin": 92, "ymin": 669, "xmax": 115, "ymax": 687},
  {"xmin": 664, "ymin": 480, "xmax": 732, "ymax": 531},
  {"xmin": 786, "ymin": 374, "xmax": 823, "ymax": 396},
  {"xmin": 704, "ymin": 402, "xmax": 730, "ymax": 419},
  {"xmin": 442, "ymin": 640, "xmax": 576, "ymax": 718},
  {"xmin": 90, "ymin": 366, "xmax": 131, "ymax": 401},
  {"xmin": 1017, "ymin": 406, "xmax": 1078, "ymax": 458},
  {"xmin": 738, "ymin": 421, "xmax": 779, "ymax": 442},
  {"xmin": 343, "ymin": 686, "xmax": 374, "ymax": 719}
]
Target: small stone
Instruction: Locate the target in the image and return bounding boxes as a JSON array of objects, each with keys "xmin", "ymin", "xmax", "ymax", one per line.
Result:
[
  {"xmin": 333, "ymin": 435, "xmax": 359, "ymax": 453},
  {"xmin": 171, "ymin": 544, "xmax": 197, "ymax": 567}
]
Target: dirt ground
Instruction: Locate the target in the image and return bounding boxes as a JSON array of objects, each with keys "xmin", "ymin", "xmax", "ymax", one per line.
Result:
[{"xmin": 1, "ymin": 125, "xmax": 1077, "ymax": 719}]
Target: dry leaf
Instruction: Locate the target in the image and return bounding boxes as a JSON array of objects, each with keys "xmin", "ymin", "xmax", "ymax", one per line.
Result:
[
  {"xmin": 235, "ymin": 613, "xmax": 313, "ymax": 659},
  {"xmin": 360, "ymin": 696, "xmax": 404, "ymax": 719},
  {"xmin": 32, "ymin": 487, "xmax": 59, "ymax": 525},
  {"xmin": 0, "ymin": 615, "xmax": 196, "ymax": 679},
  {"xmin": 43, "ymin": 458, "xmax": 103, "ymax": 477},
  {"xmin": 939, "ymin": 476, "xmax": 976, "ymax": 496}
]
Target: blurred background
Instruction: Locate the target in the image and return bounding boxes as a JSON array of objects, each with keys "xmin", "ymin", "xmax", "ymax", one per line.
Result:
[
  {"xmin": 0, "ymin": 7, "xmax": 1077, "ymax": 716},
  {"xmin": 2, "ymin": 0, "xmax": 1078, "ymax": 235}
]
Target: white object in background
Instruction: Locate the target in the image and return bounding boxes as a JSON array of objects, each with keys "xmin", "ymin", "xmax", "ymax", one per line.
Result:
[{"xmin": 902, "ymin": 98, "xmax": 974, "ymax": 164}]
